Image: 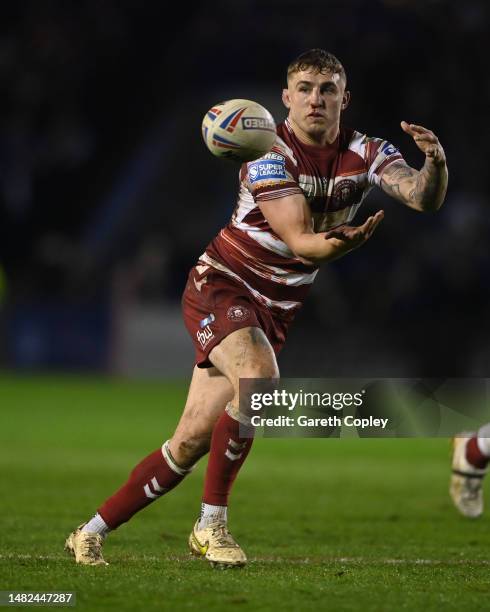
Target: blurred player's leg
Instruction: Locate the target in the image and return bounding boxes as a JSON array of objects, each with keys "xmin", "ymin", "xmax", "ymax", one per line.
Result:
[
  {"xmin": 450, "ymin": 423, "xmax": 490, "ymax": 518},
  {"xmin": 189, "ymin": 326, "xmax": 279, "ymax": 568},
  {"xmin": 65, "ymin": 366, "xmax": 233, "ymax": 565}
]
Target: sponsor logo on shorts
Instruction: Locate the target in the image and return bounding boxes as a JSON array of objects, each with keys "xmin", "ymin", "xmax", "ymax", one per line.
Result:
[
  {"xmin": 248, "ymin": 160, "xmax": 286, "ymax": 183},
  {"xmin": 196, "ymin": 325, "xmax": 214, "ymax": 349},
  {"xmin": 227, "ymin": 305, "xmax": 250, "ymax": 322}
]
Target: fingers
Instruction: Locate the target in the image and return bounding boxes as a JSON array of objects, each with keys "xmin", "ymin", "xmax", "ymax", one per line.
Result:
[
  {"xmin": 361, "ymin": 217, "xmax": 375, "ymax": 234},
  {"xmin": 361, "ymin": 210, "xmax": 384, "ymax": 231},
  {"xmin": 357, "ymin": 210, "xmax": 384, "ymax": 242},
  {"xmin": 401, "ymin": 121, "xmax": 444, "ymax": 161},
  {"xmin": 324, "ymin": 224, "xmax": 347, "ymax": 240},
  {"xmin": 401, "ymin": 121, "xmax": 428, "ymax": 134},
  {"xmin": 401, "ymin": 121, "xmax": 436, "ymax": 138},
  {"xmin": 324, "ymin": 211, "xmax": 384, "ymax": 244},
  {"xmin": 364, "ymin": 210, "xmax": 384, "ymax": 238},
  {"xmin": 407, "ymin": 123, "xmax": 428, "ymax": 133},
  {"xmin": 414, "ymin": 136, "xmax": 439, "ymax": 153},
  {"xmin": 414, "ymin": 132, "xmax": 437, "ymax": 143},
  {"xmin": 400, "ymin": 120, "xmax": 412, "ymax": 134}
]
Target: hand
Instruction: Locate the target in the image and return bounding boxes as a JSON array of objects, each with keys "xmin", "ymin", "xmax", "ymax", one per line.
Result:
[
  {"xmin": 401, "ymin": 121, "xmax": 446, "ymax": 165},
  {"xmin": 324, "ymin": 210, "xmax": 384, "ymax": 250}
]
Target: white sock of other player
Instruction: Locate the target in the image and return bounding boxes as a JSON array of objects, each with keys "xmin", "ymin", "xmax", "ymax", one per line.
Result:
[
  {"xmin": 199, "ymin": 503, "xmax": 227, "ymax": 529},
  {"xmin": 477, "ymin": 423, "xmax": 490, "ymax": 457},
  {"xmin": 82, "ymin": 513, "xmax": 111, "ymax": 538}
]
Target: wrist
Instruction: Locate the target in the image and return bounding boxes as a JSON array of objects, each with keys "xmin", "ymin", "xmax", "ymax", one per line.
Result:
[{"xmin": 425, "ymin": 154, "xmax": 446, "ymax": 169}]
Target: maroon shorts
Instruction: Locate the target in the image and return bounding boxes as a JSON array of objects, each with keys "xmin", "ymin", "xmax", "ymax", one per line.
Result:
[{"xmin": 181, "ymin": 264, "xmax": 297, "ymax": 368}]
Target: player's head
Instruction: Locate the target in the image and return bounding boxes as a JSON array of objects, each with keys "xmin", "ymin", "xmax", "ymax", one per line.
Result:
[{"xmin": 282, "ymin": 49, "xmax": 350, "ymax": 145}]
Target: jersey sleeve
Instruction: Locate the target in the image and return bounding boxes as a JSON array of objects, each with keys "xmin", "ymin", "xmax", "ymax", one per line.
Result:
[
  {"xmin": 366, "ymin": 138, "xmax": 406, "ymax": 187},
  {"xmin": 244, "ymin": 145, "xmax": 303, "ymax": 202}
]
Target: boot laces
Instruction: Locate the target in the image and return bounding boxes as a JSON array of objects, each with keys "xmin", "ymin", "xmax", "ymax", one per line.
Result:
[
  {"xmin": 80, "ymin": 532, "xmax": 103, "ymax": 559},
  {"xmin": 210, "ymin": 524, "xmax": 238, "ymax": 548}
]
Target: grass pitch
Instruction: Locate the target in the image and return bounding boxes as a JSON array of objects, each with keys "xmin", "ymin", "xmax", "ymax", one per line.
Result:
[{"xmin": 1, "ymin": 373, "xmax": 490, "ymax": 611}]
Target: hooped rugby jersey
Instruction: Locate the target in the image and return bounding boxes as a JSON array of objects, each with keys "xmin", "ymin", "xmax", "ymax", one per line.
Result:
[{"xmin": 201, "ymin": 119, "xmax": 404, "ymax": 313}]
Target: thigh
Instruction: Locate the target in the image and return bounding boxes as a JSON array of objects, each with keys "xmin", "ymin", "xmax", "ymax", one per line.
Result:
[{"xmin": 209, "ymin": 326, "xmax": 280, "ymax": 384}]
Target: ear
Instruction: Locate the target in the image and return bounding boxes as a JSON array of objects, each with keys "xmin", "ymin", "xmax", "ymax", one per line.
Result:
[
  {"xmin": 341, "ymin": 90, "xmax": 351, "ymax": 110},
  {"xmin": 282, "ymin": 88, "xmax": 291, "ymax": 109}
]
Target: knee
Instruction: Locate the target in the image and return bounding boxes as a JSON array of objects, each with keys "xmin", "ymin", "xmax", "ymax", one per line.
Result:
[
  {"xmin": 179, "ymin": 434, "xmax": 211, "ymax": 458},
  {"xmin": 240, "ymin": 359, "xmax": 280, "ymax": 380},
  {"xmin": 231, "ymin": 360, "xmax": 280, "ymax": 415},
  {"xmin": 170, "ymin": 431, "xmax": 211, "ymax": 467}
]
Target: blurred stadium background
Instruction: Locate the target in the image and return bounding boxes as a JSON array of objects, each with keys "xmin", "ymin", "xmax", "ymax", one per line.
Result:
[
  {"xmin": 1, "ymin": 3, "xmax": 489, "ymax": 609},
  {"xmin": 0, "ymin": 0, "xmax": 488, "ymax": 381}
]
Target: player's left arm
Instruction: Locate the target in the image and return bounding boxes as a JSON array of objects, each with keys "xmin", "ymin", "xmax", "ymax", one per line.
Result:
[{"xmin": 379, "ymin": 121, "xmax": 448, "ymax": 212}]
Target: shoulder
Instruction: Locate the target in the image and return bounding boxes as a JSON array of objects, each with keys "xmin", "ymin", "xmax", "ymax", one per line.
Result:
[
  {"xmin": 240, "ymin": 125, "xmax": 303, "ymax": 200},
  {"xmin": 351, "ymin": 127, "xmax": 403, "ymax": 164},
  {"xmin": 341, "ymin": 126, "xmax": 380, "ymax": 161},
  {"xmin": 240, "ymin": 123, "xmax": 299, "ymax": 184}
]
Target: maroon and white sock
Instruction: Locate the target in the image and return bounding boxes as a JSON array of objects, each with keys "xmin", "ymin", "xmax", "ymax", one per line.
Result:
[
  {"xmin": 465, "ymin": 437, "xmax": 488, "ymax": 469},
  {"xmin": 98, "ymin": 441, "xmax": 192, "ymax": 530},
  {"xmin": 467, "ymin": 424, "xmax": 490, "ymax": 469},
  {"xmin": 199, "ymin": 406, "xmax": 254, "ymax": 528}
]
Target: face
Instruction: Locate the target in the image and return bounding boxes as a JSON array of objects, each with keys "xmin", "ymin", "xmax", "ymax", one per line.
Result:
[{"xmin": 282, "ymin": 68, "xmax": 350, "ymax": 144}]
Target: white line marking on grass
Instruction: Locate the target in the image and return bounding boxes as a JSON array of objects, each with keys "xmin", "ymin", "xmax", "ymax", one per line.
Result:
[
  {"xmin": 2, "ymin": 553, "xmax": 490, "ymax": 566},
  {"xmin": 250, "ymin": 557, "xmax": 490, "ymax": 566},
  {"xmin": 0, "ymin": 554, "xmax": 163, "ymax": 562}
]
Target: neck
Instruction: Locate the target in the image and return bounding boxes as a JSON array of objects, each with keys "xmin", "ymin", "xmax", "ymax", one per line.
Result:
[{"xmin": 288, "ymin": 117, "xmax": 339, "ymax": 147}]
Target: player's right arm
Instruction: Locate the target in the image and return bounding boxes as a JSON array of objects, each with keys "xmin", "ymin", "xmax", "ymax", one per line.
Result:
[{"xmin": 259, "ymin": 194, "xmax": 384, "ymax": 266}]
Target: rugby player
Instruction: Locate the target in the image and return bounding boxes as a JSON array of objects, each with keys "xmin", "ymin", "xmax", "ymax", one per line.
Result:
[{"xmin": 65, "ymin": 49, "xmax": 448, "ymax": 567}]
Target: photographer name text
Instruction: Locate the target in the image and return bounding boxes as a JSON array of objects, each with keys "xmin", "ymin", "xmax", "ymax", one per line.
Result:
[{"xmin": 251, "ymin": 415, "xmax": 389, "ymax": 429}]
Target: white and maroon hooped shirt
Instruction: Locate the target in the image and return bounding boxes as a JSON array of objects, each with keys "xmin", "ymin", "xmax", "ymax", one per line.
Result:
[{"xmin": 201, "ymin": 119, "xmax": 404, "ymax": 313}]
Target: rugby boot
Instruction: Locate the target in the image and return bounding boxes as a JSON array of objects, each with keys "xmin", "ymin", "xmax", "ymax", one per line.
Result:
[
  {"xmin": 64, "ymin": 523, "xmax": 108, "ymax": 565},
  {"xmin": 188, "ymin": 519, "xmax": 247, "ymax": 568}
]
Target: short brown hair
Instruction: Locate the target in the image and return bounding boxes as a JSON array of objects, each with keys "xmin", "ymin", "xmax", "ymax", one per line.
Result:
[{"xmin": 287, "ymin": 49, "xmax": 346, "ymax": 83}]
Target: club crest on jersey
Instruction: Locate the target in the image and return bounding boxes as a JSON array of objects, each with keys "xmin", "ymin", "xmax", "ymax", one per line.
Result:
[
  {"xmin": 331, "ymin": 179, "xmax": 362, "ymax": 210},
  {"xmin": 248, "ymin": 160, "xmax": 286, "ymax": 183},
  {"xmin": 227, "ymin": 305, "xmax": 250, "ymax": 322}
]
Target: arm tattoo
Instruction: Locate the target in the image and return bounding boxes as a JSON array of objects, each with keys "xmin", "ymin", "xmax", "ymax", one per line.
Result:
[
  {"xmin": 410, "ymin": 160, "xmax": 448, "ymax": 211},
  {"xmin": 381, "ymin": 160, "xmax": 448, "ymax": 212},
  {"xmin": 380, "ymin": 162, "xmax": 418, "ymax": 203}
]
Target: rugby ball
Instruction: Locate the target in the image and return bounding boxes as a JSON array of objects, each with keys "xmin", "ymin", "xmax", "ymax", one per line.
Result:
[{"xmin": 201, "ymin": 99, "xmax": 277, "ymax": 162}]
